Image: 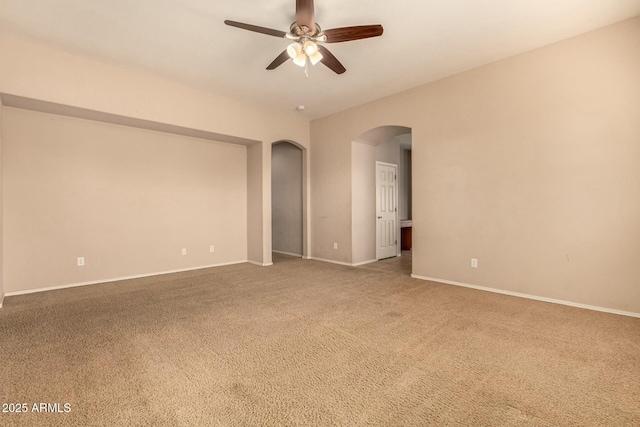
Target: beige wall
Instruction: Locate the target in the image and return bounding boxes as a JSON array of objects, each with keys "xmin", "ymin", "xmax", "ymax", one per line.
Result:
[
  {"xmin": 0, "ymin": 33, "xmax": 311, "ymax": 268},
  {"xmin": 247, "ymin": 143, "xmax": 263, "ymax": 265},
  {"xmin": 0, "ymin": 34, "xmax": 310, "ymax": 145},
  {"xmin": 351, "ymin": 142, "xmax": 376, "ymax": 264},
  {"xmin": 272, "ymin": 142, "xmax": 303, "ymax": 256},
  {"xmin": 3, "ymin": 107, "xmax": 247, "ymax": 293},
  {"xmin": 0, "ymin": 97, "xmax": 3, "ymax": 305},
  {"xmin": 375, "ymin": 138, "xmax": 401, "ymax": 167},
  {"xmin": 312, "ymin": 17, "xmax": 640, "ymax": 313},
  {"xmin": 310, "ymin": 121, "xmax": 352, "ymax": 263}
]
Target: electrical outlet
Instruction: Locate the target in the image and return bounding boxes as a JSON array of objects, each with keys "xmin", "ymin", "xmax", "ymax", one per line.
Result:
[
  {"xmin": 471, "ymin": 258, "xmax": 478, "ymax": 268},
  {"xmin": 209, "ymin": 245, "xmax": 215, "ymax": 253},
  {"xmin": 77, "ymin": 257, "xmax": 85, "ymax": 266},
  {"xmin": 182, "ymin": 248, "xmax": 187, "ymax": 256},
  {"xmin": 333, "ymin": 242, "xmax": 338, "ymax": 250}
]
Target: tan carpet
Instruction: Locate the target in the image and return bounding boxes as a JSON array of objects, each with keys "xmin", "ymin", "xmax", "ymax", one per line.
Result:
[{"xmin": 1, "ymin": 254, "xmax": 639, "ymax": 426}]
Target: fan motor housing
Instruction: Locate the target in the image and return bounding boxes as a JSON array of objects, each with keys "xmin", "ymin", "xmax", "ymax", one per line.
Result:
[{"xmin": 290, "ymin": 22, "xmax": 321, "ymax": 37}]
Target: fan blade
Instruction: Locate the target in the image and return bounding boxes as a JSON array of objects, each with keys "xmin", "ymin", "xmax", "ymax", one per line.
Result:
[
  {"xmin": 318, "ymin": 46, "xmax": 346, "ymax": 74},
  {"xmin": 224, "ymin": 20, "xmax": 286, "ymax": 38},
  {"xmin": 296, "ymin": 0, "xmax": 315, "ymax": 30},
  {"xmin": 267, "ymin": 50, "xmax": 291, "ymax": 70},
  {"xmin": 323, "ymin": 25, "xmax": 384, "ymax": 43}
]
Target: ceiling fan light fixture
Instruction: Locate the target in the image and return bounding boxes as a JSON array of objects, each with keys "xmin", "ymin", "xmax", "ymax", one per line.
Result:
[
  {"xmin": 286, "ymin": 42, "xmax": 302, "ymax": 59},
  {"xmin": 303, "ymin": 40, "xmax": 318, "ymax": 56},
  {"xmin": 308, "ymin": 50, "xmax": 323, "ymax": 66},
  {"xmin": 225, "ymin": 0, "xmax": 384, "ymax": 76},
  {"xmin": 293, "ymin": 52, "xmax": 307, "ymax": 67}
]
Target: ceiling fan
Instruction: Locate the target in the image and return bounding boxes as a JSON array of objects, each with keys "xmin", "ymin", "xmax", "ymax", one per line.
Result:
[{"xmin": 224, "ymin": 0, "xmax": 383, "ymax": 77}]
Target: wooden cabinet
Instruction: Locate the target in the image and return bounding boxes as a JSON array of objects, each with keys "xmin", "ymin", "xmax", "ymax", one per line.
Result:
[{"xmin": 401, "ymin": 226, "xmax": 412, "ymax": 251}]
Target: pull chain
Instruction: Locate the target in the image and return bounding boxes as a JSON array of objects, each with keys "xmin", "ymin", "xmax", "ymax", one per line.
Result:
[{"xmin": 304, "ymin": 56, "xmax": 309, "ymax": 79}]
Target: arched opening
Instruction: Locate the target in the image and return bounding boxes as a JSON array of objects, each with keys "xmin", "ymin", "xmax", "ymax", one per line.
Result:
[
  {"xmin": 351, "ymin": 126, "xmax": 412, "ymax": 274},
  {"xmin": 271, "ymin": 140, "xmax": 307, "ymax": 261}
]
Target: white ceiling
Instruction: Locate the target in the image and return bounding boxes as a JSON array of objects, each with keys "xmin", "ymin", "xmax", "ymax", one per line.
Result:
[{"xmin": 1, "ymin": 0, "xmax": 639, "ymax": 120}]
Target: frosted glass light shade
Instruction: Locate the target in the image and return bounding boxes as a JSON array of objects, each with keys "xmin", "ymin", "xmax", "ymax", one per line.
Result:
[
  {"xmin": 309, "ymin": 50, "xmax": 323, "ymax": 65},
  {"xmin": 287, "ymin": 43, "xmax": 302, "ymax": 59},
  {"xmin": 303, "ymin": 41, "xmax": 318, "ymax": 56},
  {"xmin": 293, "ymin": 52, "xmax": 307, "ymax": 67}
]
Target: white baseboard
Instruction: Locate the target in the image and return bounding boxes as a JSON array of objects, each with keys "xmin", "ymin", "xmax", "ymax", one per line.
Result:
[
  {"xmin": 411, "ymin": 274, "xmax": 640, "ymax": 319},
  {"xmin": 352, "ymin": 259, "xmax": 377, "ymax": 266},
  {"xmin": 307, "ymin": 257, "xmax": 353, "ymax": 267},
  {"xmin": 0, "ymin": 293, "xmax": 4, "ymax": 308},
  {"xmin": 272, "ymin": 250, "xmax": 303, "ymax": 258},
  {"xmin": 247, "ymin": 260, "xmax": 273, "ymax": 267},
  {"xmin": 309, "ymin": 257, "xmax": 379, "ymax": 267},
  {"xmin": 3, "ymin": 260, "xmax": 249, "ymax": 298}
]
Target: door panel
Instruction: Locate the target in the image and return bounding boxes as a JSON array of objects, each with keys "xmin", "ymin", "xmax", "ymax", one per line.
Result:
[{"xmin": 376, "ymin": 162, "xmax": 398, "ymax": 260}]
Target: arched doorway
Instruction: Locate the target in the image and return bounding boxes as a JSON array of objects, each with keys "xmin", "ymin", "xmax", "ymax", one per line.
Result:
[
  {"xmin": 351, "ymin": 126, "xmax": 412, "ymax": 272},
  {"xmin": 271, "ymin": 141, "xmax": 307, "ymax": 260}
]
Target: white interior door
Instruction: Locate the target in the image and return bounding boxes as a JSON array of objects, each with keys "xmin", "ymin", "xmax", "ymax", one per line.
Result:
[{"xmin": 376, "ymin": 162, "xmax": 398, "ymax": 260}]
